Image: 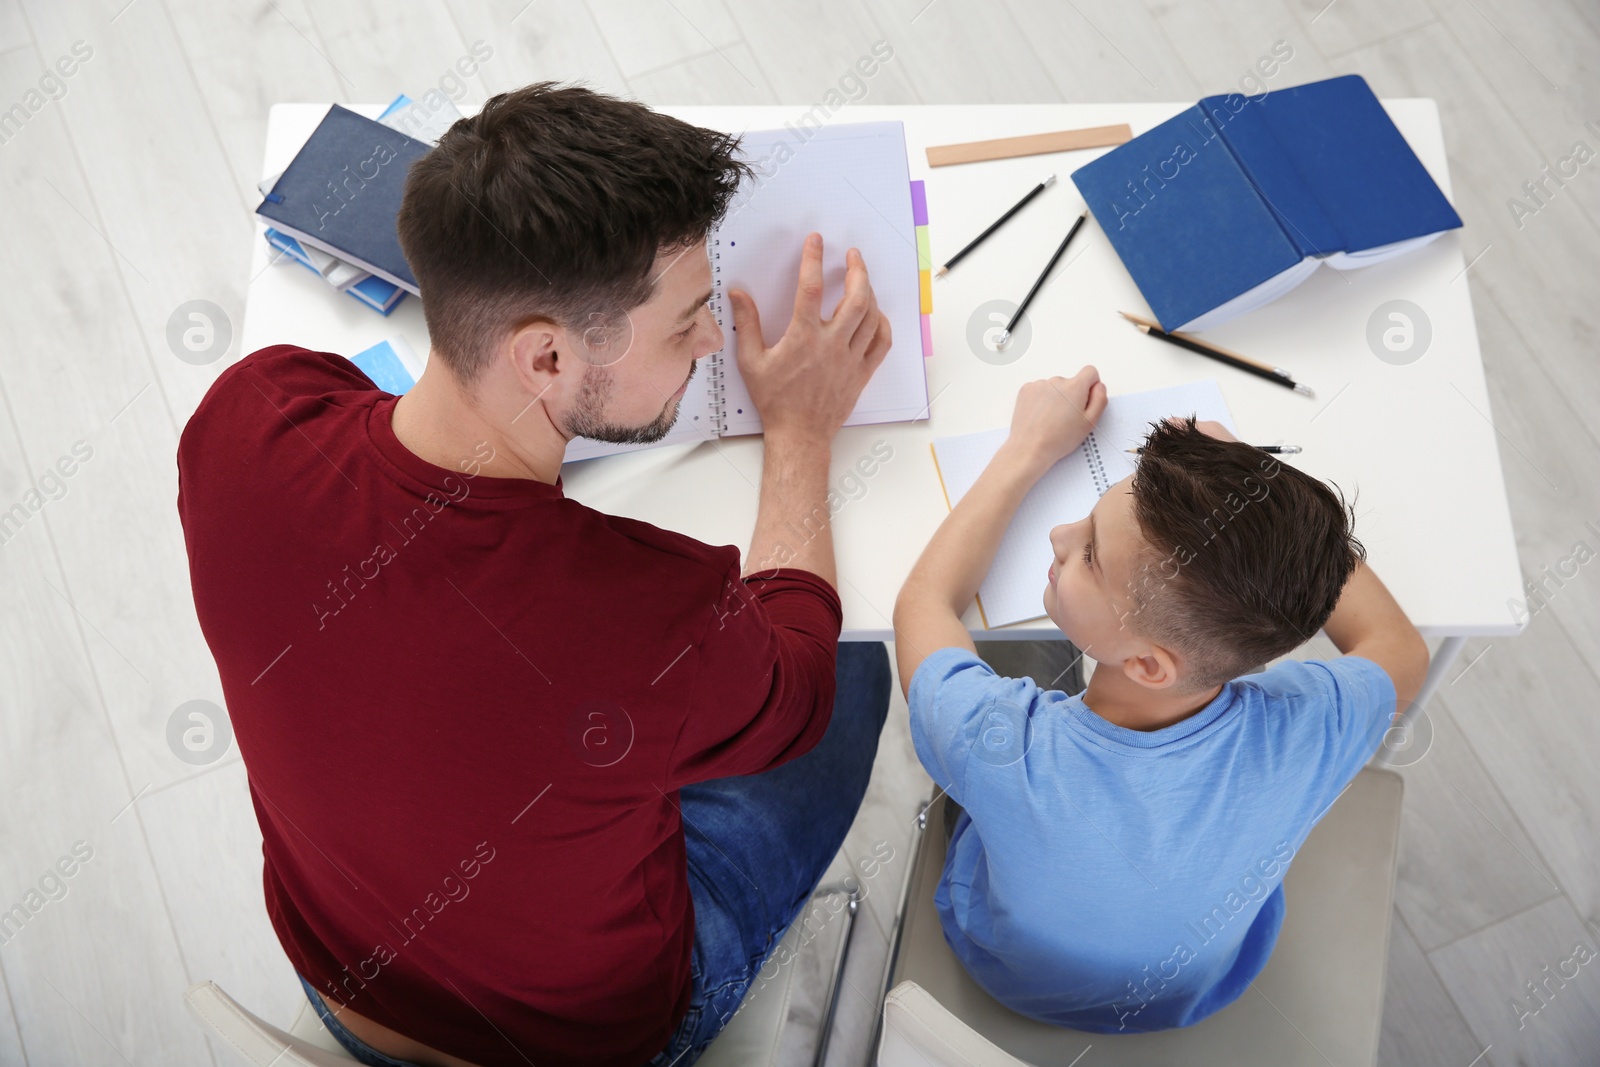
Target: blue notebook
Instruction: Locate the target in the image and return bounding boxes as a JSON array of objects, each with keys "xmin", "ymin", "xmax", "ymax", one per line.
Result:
[
  {"xmin": 350, "ymin": 338, "xmax": 420, "ymax": 395},
  {"xmin": 1071, "ymin": 75, "xmax": 1462, "ymax": 332},
  {"xmin": 256, "ymin": 105, "xmax": 428, "ymax": 295}
]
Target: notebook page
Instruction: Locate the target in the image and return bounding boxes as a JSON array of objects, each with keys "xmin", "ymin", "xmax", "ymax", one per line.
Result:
[
  {"xmin": 709, "ymin": 122, "xmax": 927, "ymax": 436},
  {"xmin": 930, "ymin": 379, "xmax": 1235, "ymax": 629},
  {"xmin": 932, "ymin": 427, "xmax": 1105, "ymax": 628},
  {"xmin": 1086, "ymin": 379, "xmax": 1237, "ymax": 487}
]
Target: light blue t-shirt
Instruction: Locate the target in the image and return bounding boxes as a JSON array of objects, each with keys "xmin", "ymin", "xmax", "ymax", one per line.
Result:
[{"xmin": 907, "ymin": 648, "xmax": 1396, "ymax": 1032}]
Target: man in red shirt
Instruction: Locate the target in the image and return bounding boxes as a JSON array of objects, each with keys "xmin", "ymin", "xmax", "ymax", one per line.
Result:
[{"xmin": 177, "ymin": 82, "xmax": 894, "ymax": 1067}]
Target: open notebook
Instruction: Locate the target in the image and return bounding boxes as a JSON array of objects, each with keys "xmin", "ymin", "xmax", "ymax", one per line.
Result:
[
  {"xmin": 565, "ymin": 121, "xmax": 929, "ymax": 463},
  {"xmin": 930, "ymin": 380, "xmax": 1237, "ymax": 628}
]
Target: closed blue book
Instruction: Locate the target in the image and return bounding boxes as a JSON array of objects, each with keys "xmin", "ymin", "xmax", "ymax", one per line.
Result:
[
  {"xmin": 263, "ymin": 228, "xmax": 407, "ymax": 314},
  {"xmin": 256, "ymin": 104, "xmax": 429, "ymax": 296},
  {"xmin": 1071, "ymin": 74, "xmax": 1462, "ymax": 332},
  {"xmin": 345, "ymin": 273, "xmax": 406, "ymax": 315}
]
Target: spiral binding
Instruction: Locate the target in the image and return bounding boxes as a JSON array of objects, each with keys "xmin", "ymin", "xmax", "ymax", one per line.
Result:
[
  {"xmin": 1083, "ymin": 433, "xmax": 1109, "ymax": 495},
  {"xmin": 706, "ymin": 236, "xmax": 728, "ymax": 435}
]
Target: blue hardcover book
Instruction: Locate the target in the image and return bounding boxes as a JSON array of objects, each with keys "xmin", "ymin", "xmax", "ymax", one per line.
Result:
[
  {"xmin": 256, "ymin": 104, "xmax": 429, "ymax": 295},
  {"xmin": 263, "ymin": 228, "xmax": 407, "ymax": 314},
  {"xmin": 1071, "ymin": 75, "xmax": 1462, "ymax": 332},
  {"xmin": 345, "ymin": 272, "xmax": 407, "ymax": 315}
]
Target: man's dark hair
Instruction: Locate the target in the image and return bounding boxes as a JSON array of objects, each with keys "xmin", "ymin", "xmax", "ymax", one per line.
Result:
[
  {"xmin": 1123, "ymin": 417, "xmax": 1365, "ymax": 690},
  {"xmin": 396, "ymin": 81, "xmax": 754, "ymax": 386}
]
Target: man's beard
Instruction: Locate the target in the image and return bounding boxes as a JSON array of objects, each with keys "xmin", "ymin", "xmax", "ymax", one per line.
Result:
[{"xmin": 562, "ymin": 360, "xmax": 695, "ymax": 445}]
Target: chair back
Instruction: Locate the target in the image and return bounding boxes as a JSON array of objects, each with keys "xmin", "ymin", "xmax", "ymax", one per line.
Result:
[
  {"xmin": 185, "ymin": 981, "xmax": 356, "ymax": 1066},
  {"xmin": 882, "ymin": 767, "xmax": 1405, "ymax": 1066}
]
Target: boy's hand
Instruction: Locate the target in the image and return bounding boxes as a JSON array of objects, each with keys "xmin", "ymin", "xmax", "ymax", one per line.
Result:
[{"xmin": 1005, "ymin": 367, "xmax": 1108, "ymax": 473}]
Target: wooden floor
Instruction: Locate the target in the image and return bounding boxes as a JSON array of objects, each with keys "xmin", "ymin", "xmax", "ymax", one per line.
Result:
[{"xmin": 1, "ymin": 0, "xmax": 1597, "ymax": 1064}]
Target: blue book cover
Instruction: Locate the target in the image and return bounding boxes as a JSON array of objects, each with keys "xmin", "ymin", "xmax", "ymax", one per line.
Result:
[
  {"xmin": 256, "ymin": 104, "xmax": 428, "ymax": 295},
  {"xmin": 263, "ymin": 228, "xmax": 406, "ymax": 314},
  {"xmin": 346, "ymin": 273, "xmax": 406, "ymax": 315},
  {"xmin": 1072, "ymin": 75, "xmax": 1462, "ymax": 332}
]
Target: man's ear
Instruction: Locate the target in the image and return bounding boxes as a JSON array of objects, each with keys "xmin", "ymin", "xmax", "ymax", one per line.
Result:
[
  {"xmin": 1120, "ymin": 642, "xmax": 1183, "ymax": 691},
  {"xmin": 509, "ymin": 320, "xmax": 563, "ymax": 394}
]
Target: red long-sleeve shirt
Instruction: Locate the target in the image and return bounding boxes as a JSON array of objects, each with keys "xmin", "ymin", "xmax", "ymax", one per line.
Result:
[{"xmin": 176, "ymin": 346, "xmax": 843, "ymax": 1067}]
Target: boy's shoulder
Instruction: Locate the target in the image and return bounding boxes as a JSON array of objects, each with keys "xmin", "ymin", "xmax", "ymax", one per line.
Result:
[
  {"xmin": 906, "ymin": 646, "xmax": 1070, "ymax": 794},
  {"xmin": 907, "ymin": 645, "xmax": 1047, "ymax": 718},
  {"xmin": 1230, "ymin": 655, "xmax": 1399, "ymax": 777},
  {"xmin": 1234, "ymin": 654, "xmax": 1396, "ymax": 715}
]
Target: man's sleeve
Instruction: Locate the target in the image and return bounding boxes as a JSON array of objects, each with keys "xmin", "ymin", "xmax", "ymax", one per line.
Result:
[
  {"xmin": 907, "ymin": 647, "xmax": 1030, "ymax": 805},
  {"xmin": 663, "ymin": 562, "xmax": 843, "ymax": 788}
]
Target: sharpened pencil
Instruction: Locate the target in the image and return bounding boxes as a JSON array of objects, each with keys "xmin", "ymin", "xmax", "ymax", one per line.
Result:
[
  {"xmin": 996, "ymin": 211, "xmax": 1088, "ymax": 347},
  {"xmin": 1118, "ymin": 311, "xmax": 1313, "ymax": 398},
  {"xmin": 936, "ymin": 174, "xmax": 1055, "ymax": 278}
]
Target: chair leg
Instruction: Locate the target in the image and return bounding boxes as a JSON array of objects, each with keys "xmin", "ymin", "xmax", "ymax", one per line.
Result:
[
  {"xmin": 864, "ymin": 797, "xmax": 934, "ymax": 1064},
  {"xmin": 810, "ymin": 882, "xmax": 862, "ymax": 1067}
]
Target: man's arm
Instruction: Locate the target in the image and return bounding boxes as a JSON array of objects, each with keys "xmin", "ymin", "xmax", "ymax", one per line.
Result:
[
  {"xmin": 663, "ymin": 234, "xmax": 889, "ymax": 787},
  {"xmin": 893, "ymin": 370, "xmax": 1107, "ymax": 700},
  {"xmin": 732, "ymin": 232, "xmax": 891, "ymax": 586},
  {"xmin": 1321, "ymin": 561, "xmax": 1430, "ymax": 717},
  {"xmin": 743, "ymin": 431, "xmax": 836, "ymax": 583}
]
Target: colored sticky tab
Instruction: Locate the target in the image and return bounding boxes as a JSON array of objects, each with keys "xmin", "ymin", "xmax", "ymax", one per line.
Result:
[
  {"xmin": 352, "ymin": 339, "xmax": 417, "ymax": 395},
  {"xmin": 912, "ymin": 180, "xmax": 933, "ymax": 334}
]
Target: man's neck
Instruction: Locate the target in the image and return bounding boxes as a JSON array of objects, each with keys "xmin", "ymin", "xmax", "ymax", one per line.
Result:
[
  {"xmin": 390, "ymin": 358, "xmax": 567, "ymax": 484},
  {"xmin": 1082, "ymin": 667, "xmax": 1224, "ymax": 732}
]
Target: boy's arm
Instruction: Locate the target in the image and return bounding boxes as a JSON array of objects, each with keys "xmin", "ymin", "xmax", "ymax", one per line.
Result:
[
  {"xmin": 893, "ymin": 369, "xmax": 1107, "ymax": 700},
  {"xmin": 891, "ymin": 441, "xmax": 1052, "ymax": 694},
  {"xmin": 1186, "ymin": 419, "xmax": 1429, "ymax": 719},
  {"xmin": 1320, "ymin": 561, "xmax": 1430, "ymax": 718}
]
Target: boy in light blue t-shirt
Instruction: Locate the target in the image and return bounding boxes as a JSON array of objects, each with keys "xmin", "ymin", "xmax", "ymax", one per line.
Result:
[{"xmin": 892, "ymin": 367, "xmax": 1428, "ymax": 1032}]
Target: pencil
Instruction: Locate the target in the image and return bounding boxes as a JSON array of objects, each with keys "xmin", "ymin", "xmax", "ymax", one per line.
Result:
[
  {"xmin": 997, "ymin": 210, "xmax": 1088, "ymax": 347},
  {"xmin": 935, "ymin": 174, "xmax": 1055, "ymax": 278},
  {"xmin": 1118, "ymin": 311, "xmax": 1313, "ymax": 398}
]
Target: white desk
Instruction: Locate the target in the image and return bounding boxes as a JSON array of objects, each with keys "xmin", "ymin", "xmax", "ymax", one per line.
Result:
[{"xmin": 243, "ymin": 102, "xmax": 1523, "ymax": 710}]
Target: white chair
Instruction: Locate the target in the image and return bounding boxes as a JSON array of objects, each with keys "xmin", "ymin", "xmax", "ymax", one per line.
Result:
[
  {"xmin": 186, "ymin": 885, "xmax": 859, "ymax": 1067},
  {"xmin": 875, "ymin": 768, "xmax": 1405, "ymax": 1067}
]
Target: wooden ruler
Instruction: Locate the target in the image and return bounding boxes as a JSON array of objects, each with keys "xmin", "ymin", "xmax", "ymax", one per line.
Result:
[{"xmin": 926, "ymin": 124, "xmax": 1132, "ymax": 167}]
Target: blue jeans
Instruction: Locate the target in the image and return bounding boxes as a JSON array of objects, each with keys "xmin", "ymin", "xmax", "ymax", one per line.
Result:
[
  {"xmin": 297, "ymin": 641, "xmax": 892, "ymax": 1067},
  {"xmin": 298, "ymin": 971, "xmax": 417, "ymax": 1067}
]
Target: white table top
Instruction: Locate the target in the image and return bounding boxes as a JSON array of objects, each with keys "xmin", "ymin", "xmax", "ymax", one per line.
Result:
[{"xmin": 244, "ymin": 101, "xmax": 1523, "ymax": 641}]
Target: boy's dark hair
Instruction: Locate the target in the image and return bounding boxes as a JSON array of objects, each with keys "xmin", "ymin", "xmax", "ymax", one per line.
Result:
[
  {"xmin": 1125, "ymin": 417, "xmax": 1365, "ymax": 690},
  {"xmin": 396, "ymin": 82, "xmax": 754, "ymax": 386}
]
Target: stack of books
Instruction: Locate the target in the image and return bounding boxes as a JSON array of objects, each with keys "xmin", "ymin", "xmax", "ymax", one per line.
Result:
[{"xmin": 256, "ymin": 93, "xmax": 460, "ymax": 316}]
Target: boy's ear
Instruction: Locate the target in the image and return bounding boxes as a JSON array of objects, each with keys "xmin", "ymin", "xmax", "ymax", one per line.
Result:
[{"xmin": 1120, "ymin": 643, "xmax": 1183, "ymax": 691}]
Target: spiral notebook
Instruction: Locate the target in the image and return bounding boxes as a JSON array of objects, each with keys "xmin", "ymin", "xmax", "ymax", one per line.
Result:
[
  {"xmin": 930, "ymin": 380, "xmax": 1236, "ymax": 628},
  {"xmin": 565, "ymin": 121, "xmax": 929, "ymax": 463}
]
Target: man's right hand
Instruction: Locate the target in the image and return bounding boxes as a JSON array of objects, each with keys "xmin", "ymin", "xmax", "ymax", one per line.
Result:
[{"xmin": 727, "ymin": 232, "xmax": 892, "ymax": 444}]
